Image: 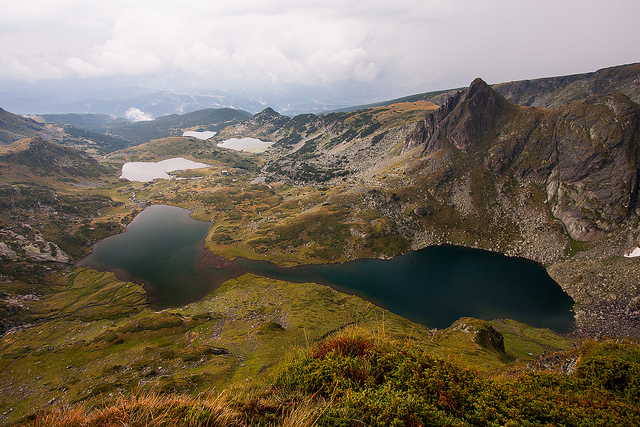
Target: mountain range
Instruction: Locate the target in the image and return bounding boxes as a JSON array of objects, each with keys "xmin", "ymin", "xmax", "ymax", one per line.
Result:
[{"xmin": 1, "ymin": 62, "xmax": 640, "ymax": 425}]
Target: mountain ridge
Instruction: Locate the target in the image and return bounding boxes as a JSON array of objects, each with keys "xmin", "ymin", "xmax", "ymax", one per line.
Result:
[
  {"xmin": 0, "ymin": 108, "xmax": 49, "ymax": 145},
  {"xmin": 403, "ymin": 78, "xmax": 640, "ymax": 242},
  {"xmin": 337, "ymin": 62, "xmax": 640, "ymax": 114}
]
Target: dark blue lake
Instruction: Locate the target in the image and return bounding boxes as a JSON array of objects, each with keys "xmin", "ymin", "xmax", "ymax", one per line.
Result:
[{"xmin": 79, "ymin": 205, "xmax": 575, "ymax": 332}]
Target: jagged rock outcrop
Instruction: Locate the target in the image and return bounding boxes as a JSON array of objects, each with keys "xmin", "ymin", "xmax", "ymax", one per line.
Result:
[
  {"xmin": 404, "ymin": 79, "xmax": 640, "ymax": 241},
  {"xmin": 405, "ymin": 79, "xmax": 511, "ymax": 154}
]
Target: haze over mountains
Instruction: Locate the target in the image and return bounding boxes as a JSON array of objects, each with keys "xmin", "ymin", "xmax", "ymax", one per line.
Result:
[
  {"xmin": 0, "ymin": 85, "xmax": 376, "ymax": 118},
  {"xmin": 1, "ymin": 62, "xmax": 638, "ymax": 120}
]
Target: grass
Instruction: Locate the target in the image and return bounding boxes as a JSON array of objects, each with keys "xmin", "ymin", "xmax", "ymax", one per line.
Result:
[
  {"xmin": 1, "ymin": 268, "xmax": 578, "ymax": 424},
  {"xmin": 16, "ymin": 330, "xmax": 639, "ymax": 427},
  {"xmin": 17, "ymin": 391, "xmax": 242, "ymax": 427}
]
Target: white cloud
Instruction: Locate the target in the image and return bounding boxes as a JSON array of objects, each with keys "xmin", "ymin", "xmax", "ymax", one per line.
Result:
[
  {"xmin": 125, "ymin": 107, "xmax": 153, "ymax": 122},
  {"xmin": 0, "ymin": 0, "xmax": 639, "ymax": 103}
]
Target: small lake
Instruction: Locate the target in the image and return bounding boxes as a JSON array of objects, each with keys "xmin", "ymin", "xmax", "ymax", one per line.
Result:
[
  {"xmin": 120, "ymin": 157, "xmax": 210, "ymax": 182},
  {"xmin": 218, "ymin": 137, "xmax": 273, "ymax": 153},
  {"xmin": 183, "ymin": 130, "xmax": 217, "ymax": 140},
  {"xmin": 79, "ymin": 205, "xmax": 575, "ymax": 332}
]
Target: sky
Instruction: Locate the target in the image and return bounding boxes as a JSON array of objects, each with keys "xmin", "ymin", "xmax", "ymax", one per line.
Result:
[{"xmin": 1, "ymin": 0, "xmax": 639, "ymax": 112}]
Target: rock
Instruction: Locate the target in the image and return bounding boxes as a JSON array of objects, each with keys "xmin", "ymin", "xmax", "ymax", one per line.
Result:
[
  {"xmin": 404, "ymin": 79, "xmax": 640, "ymax": 243},
  {"xmin": 413, "ymin": 206, "xmax": 429, "ymax": 217},
  {"xmin": 450, "ymin": 318, "xmax": 506, "ymax": 354}
]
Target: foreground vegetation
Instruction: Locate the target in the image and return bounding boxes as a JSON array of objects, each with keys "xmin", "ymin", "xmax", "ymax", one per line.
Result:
[
  {"xmin": 3, "ymin": 265, "xmax": 576, "ymax": 423},
  {"xmin": 12, "ymin": 329, "xmax": 640, "ymax": 426}
]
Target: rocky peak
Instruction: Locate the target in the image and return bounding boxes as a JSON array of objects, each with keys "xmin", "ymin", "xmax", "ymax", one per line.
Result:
[
  {"xmin": 256, "ymin": 107, "xmax": 280, "ymax": 118},
  {"xmin": 404, "ymin": 76, "xmax": 640, "ymax": 242},
  {"xmin": 404, "ymin": 78, "xmax": 511, "ymax": 154},
  {"xmin": 251, "ymin": 107, "xmax": 290, "ymax": 129}
]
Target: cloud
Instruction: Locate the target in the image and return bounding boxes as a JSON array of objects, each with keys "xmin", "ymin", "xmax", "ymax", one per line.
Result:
[
  {"xmin": 1, "ymin": 0, "xmax": 640, "ymax": 104},
  {"xmin": 125, "ymin": 107, "xmax": 153, "ymax": 122}
]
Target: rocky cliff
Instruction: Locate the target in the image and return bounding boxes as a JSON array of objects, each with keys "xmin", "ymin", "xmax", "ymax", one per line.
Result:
[
  {"xmin": 493, "ymin": 62, "xmax": 640, "ymax": 107},
  {"xmin": 404, "ymin": 78, "xmax": 640, "ymax": 242}
]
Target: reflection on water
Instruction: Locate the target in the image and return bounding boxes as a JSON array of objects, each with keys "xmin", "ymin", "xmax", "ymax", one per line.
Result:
[
  {"xmin": 182, "ymin": 130, "xmax": 217, "ymax": 140},
  {"xmin": 80, "ymin": 205, "xmax": 575, "ymax": 332},
  {"xmin": 218, "ymin": 137, "xmax": 273, "ymax": 153},
  {"xmin": 120, "ymin": 157, "xmax": 210, "ymax": 182}
]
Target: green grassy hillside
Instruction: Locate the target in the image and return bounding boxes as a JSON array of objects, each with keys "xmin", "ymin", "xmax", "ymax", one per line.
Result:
[{"xmin": 10, "ymin": 329, "xmax": 640, "ymax": 426}]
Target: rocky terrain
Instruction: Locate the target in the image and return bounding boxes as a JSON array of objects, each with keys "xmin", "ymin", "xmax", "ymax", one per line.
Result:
[
  {"xmin": 1, "ymin": 63, "xmax": 640, "ymax": 424},
  {"xmin": 216, "ymin": 73, "xmax": 640, "ymax": 338},
  {"xmin": 494, "ymin": 62, "xmax": 640, "ymax": 108}
]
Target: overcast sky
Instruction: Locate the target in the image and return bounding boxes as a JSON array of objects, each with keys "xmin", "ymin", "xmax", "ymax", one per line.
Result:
[{"xmin": 1, "ymin": 0, "xmax": 639, "ymax": 106}]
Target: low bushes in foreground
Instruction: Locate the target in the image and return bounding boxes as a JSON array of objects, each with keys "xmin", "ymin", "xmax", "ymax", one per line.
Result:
[{"xmin": 14, "ymin": 331, "xmax": 640, "ymax": 427}]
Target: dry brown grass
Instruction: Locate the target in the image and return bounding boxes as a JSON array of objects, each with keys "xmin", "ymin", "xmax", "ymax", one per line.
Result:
[
  {"xmin": 16, "ymin": 387, "xmax": 326, "ymax": 427},
  {"xmin": 18, "ymin": 391, "xmax": 241, "ymax": 427}
]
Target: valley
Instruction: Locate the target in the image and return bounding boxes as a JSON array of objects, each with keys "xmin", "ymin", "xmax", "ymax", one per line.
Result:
[{"xmin": 1, "ymin": 63, "xmax": 640, "ymax": 425}]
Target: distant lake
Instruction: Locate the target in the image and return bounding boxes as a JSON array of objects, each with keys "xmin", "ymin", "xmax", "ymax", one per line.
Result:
[
  {"xmin": 80, "ymin": 205, "xmax": 575, "ymax": 332},
  {"xmin": 120, "ymin": 157, "xmax": 210, "ymax": 182},
  {"xmin": 183, "ymin": 130, "xmax": 217, "ymax": 140},
  {"xmin": 218, "ymin": 137, "xmax": 273, "ymax": 153}
]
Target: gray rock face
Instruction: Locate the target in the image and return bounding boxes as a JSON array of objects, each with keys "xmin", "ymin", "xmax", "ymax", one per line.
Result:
[
  {"xmin": 405, "ymin": 80, "xmax": 640, "ymax": 241},
  {"xmin": 494, "ymin": 62, "xmax": 640, "ymax": 108},
  {"xmin": 404, "ymin": 79, "xmax": 510, "ymax": 154}
]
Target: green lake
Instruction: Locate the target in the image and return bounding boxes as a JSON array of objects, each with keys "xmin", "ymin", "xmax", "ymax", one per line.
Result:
[{"xmin": 79, "ymin": 205, "xmax": 575, "ymax": 332}]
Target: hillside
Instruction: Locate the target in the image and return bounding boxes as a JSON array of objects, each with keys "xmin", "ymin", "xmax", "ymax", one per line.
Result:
[
  {"xmin": 99, "ymin": 108, "xmax": 252, "ymax": 145},
  {"xmin": 339, "ymin": 62, "xmax": 640, "ymax": 113},
  {"xmin": 0, "ymin": 138, "xmax": 123, "ymax": 284},
  {"xmin": 0, "ymin": 109, "xmax": 50, "ymax": 145},
  {"xmin": 0, "ymin": 137, "xmax": 115, "ymax": 185},
  {"xmin": 9, "ymin": 328, "xmax": 640, "ymax": 426}
]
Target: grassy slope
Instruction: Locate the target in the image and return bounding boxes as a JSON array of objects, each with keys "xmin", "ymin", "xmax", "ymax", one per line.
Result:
[
  {"xmin": 11, "ymin": 330, "xmax": 640, "ymax": 426},
  {"xmin": 0, "ymin": 268, "xmax": 578, "ymax": 425}
]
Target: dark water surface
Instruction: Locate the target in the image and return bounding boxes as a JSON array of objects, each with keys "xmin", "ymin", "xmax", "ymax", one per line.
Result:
[{"xmin": 80, "ymin": 205, "xmax": 575, "ymax": 332}]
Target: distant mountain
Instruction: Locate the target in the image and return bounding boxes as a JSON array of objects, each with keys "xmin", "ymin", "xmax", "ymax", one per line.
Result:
[
  {"xmin": 0, "ymin": 108, "xmax": 50, "ymax": 145},
  {"xmin": 39, "ymin": 113, "xmax": 129, "ymax": 133},
  {"xmin": 0, "ymin": 88, "xmax": 264, "ymax": 117},
  {"xmin": 38, "ymin": 107, "xmax": 253, "ymax": 149},
  {"xmin": 1, "ymin": 88, "xmax": 340, "ymax": 118},
  {"xmin": 104, "ymin": 108, "xmax": 253, "ymax": 145}
]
